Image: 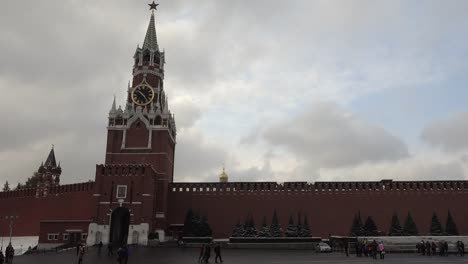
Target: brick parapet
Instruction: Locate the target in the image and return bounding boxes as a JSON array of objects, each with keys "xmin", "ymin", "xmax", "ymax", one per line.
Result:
[{"xmin": 169, "ymin": 180, "xmax": 468, "ymax": 194}]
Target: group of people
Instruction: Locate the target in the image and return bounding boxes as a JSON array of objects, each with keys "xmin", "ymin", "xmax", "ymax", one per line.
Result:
[
  {"xmin": 355, "ymin": 240, "xmax": 385, "ymax": 259},
  {"xmin": 105, "ymin": 243, "xmax": 130, "ymax": 264},
  {"xmin": 0, "ymin": 243, "xmax": 14, "ymax": 264},
  {"xmin": 198, "ymin": 242, "xmax": 223, "ymax": 263},
  {"xmin": 76, "ymin": 242, "xmax": 130, "ymax": 264},
  {"xmin": 417, "ymin": 240, "xmax": 465, "ymax": 256}
]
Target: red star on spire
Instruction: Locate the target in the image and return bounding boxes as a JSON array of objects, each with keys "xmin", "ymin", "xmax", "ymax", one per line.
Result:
[{"xmin": 149, "ymin": 1, "xmax": 159, "ymax": 11}]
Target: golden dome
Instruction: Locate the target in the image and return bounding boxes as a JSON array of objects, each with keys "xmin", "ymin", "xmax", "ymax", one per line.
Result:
[{"xmin": 219, "ymin": 166, "xmax": 228, "ymax": 183}]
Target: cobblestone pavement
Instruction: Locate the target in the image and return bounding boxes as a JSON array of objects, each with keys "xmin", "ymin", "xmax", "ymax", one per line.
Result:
[{"xmin": 14, "ymin": 247, "xmax": 468, "ymax": 264}]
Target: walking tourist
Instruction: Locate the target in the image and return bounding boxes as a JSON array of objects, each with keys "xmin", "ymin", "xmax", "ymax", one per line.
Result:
[
  {"xmin": 198, "ymin": 244, "xmax": 205, "ymax": 263},
  {"xmin": 123, "ymin": 244, "xmax": 129, "ymax": 264},
  {"xmin": 204, "ymin": 243, "xmax": 211, "ymax": 263},
  {"xmin": 425, "ymin": 241, "xmax": 431, "ymax": 256},
  {"xmin": 5, "ymin": 243, "xmax": 14, "ymax": 264},
  {"xmin": 444, "ymin": 241, "xmax": 449, "ymax": 256},
  {"xmin": 107, "ymin": 243, "xmax": 114, "ymax": 256},
  {"xmin": 460, "ymin": 241, "xmax": 465, "ymax": 256},
  {"xmin": 78, "ymin": 245, "xmax": 85, "ymax": 264},
  {"xmin": 371, "ymin": 240, "xmax": 378, "ymax": 259},
  {"xmin": 378, "ymin": 241, "xmax": 385, "ymax": 259},
  {"xmin": 117, "ymin": 247, "xmax": 123, "ymax": 264},
  {"xmin": 431, "ymin": 241, "xmax": 437, "ymax": 255},
  {"xmin": 344, "ymin": 241, "xmax": 349, "ymax": 257},
  {"xmin": 214, "ymin": 242, "xmax": 223, "ymax": 263},
  {"xmin": 420, "ymin": 240, "xmax": 426, "ymax": 256},
  {"xmin": 0, "ymin": 250, "xmax": 4, "ymax": 264},
  {"xmin": 438, "ymin": 241, "xmax": 444, "ymax": 256},
  {"xmin": 98, "ymin": 241, "xmax": 103, "ymax": 255}
]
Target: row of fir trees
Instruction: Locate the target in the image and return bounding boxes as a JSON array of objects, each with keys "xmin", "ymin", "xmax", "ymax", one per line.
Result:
[
  {"xmin": 350, "ymin": 211, "xmax": 459, "ymax": 236},
  {"xmin": 182, "ymin": 209, "xmax": 213, "ymax": 237},
  {"xmin": 232, "ymin": 211, "xmax": 312, "ymax": 237}
]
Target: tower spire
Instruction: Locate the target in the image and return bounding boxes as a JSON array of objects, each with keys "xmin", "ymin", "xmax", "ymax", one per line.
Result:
[
  {"xmin": 44, "ymin": 146, "xmax": 57, "ymax": 167},
  {"xmin": 143, "ymin": 3, "xmax": 159, "ymax": 51}
]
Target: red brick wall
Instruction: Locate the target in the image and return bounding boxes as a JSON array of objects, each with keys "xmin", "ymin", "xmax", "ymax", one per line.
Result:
[
  {"xmin": 167, "ymin": 181, "xmax": 468, "ymax": 238},
  {"xmin": 0, "ymin": 183, "xmax": 96, "ymax": 237}
]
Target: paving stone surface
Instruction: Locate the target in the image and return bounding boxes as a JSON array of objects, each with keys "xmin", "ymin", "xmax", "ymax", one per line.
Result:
[{"xmin": 13, "ymin": 247, "xmax": 468, "ymax": 264}]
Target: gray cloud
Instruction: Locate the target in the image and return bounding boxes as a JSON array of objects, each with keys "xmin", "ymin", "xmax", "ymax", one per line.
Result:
[
  {"xmin": 262, "ymin": 103, "xmax": 409, "ymax": 168},
  {"xmin": 174, "ymin": 129, "xmax": 227, "ymax": 182},
  {"xmin": 422, "ymin": 112, "xmax": 468, "ymax": 152}
]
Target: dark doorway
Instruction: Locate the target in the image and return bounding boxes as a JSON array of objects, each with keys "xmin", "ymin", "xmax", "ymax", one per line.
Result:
[
  {"xmin": 69, "ymin": 233, "xmax": 80, "ymax": 245},
  {"xmin": 109, "ymin": 207, "xmax": 130, "ymax": 246}
]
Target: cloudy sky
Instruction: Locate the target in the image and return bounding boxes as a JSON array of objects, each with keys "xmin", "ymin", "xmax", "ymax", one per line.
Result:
[{"xmin": 1, "ymin": 0, "xmax": 468, "ymax": 186}]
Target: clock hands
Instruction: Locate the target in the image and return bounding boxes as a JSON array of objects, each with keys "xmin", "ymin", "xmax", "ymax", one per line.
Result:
[{"xmin": 137, "ymin": 90, "xmax": 149, "ymax": 101}]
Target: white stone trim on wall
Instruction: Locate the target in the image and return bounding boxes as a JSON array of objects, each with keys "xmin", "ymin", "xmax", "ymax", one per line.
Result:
[{"xmin": 87, "ymin": 223, "xmax": 149, "ymax": 246}]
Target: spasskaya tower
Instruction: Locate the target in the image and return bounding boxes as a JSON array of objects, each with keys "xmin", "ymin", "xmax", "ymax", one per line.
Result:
[{"xmin": 106, "ymin": 3, "xmax": 176, "ymax": 182}]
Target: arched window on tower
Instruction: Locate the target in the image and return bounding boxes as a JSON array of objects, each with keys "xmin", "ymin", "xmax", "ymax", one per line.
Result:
[
  {"xmin": 155, "ymin": 116, "xmax": 162, "ymax": 126},
  {"xmin": 143, "ymin": 51, "xmax": 150, "ymax": 63},
  {"xmin": 153, "ymin": 53, "xmax": 160, "ymax": 65}
]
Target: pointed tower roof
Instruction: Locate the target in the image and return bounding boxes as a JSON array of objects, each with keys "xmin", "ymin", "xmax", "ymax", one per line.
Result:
[
  {"xmin": 143, "ymin": 11, "xmax": 159, "ymax": 51},
  {"xmin": 110, "ymin": 95, "xmax": 117, "ymax": 112},
  {"xmin": 44, "ymin": 146, "xmax": 57, "ymax": 167}
]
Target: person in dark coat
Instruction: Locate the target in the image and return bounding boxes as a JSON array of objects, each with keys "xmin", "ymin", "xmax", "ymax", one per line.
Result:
[
  {"xmin": 426, "ymin": 241, "xmax": 431, "ymax": 256},
  {"xmin": 431, "ymin": 241, "xmax": 437, "ymax": 256},
  {"xmin": 76, "ymin": 243, "xmax": 81, "ymax": 255},
  {"xmin": 0, "ymin": 251, "xmax": 4, "ymax": 264},
  {"xmin": 204, "ymin": 243, "xmax": 211, "ymax": 263},
  {"xmin": 78, "ymin": 245, "xmax": 85, "ymax": 264},
  {"xmin": 123, "ymin": 244, "xmax": 129, "ymax": 264},
  {"xmin": 107, "ymin": 243, "xmax": 114, "ymax": 256},
  {"xmin": 461, "ymin": 241, "xmax": 465, "ymax": 256},
  {"xmin": 5, "ymin": 243, "xmax": 14, "ymax": 264},
  {"xmin": 198, "ymin": 244, "xmax": 205, "ymax": 263},
  {"xmin": 214, "ymin": 243, "xmax": 223, "ymax": 263},
  {"xmin": 444, "ymin": 241, "xmax": 449, "ymax": 256},
  {"xmin": 420, "ymin": 240, "xmax": 426, "ymax": 255},
  {"xmin": 98, "ymin": 241, "xmax": 103, "ymax": 255},
  {"xmin": 117, "ymin": 247, "xmax": 124, "ymax": 264}
]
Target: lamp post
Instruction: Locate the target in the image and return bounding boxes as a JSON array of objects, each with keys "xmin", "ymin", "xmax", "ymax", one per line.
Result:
[{"xmin": 5, "ymin": 216, "xmax": 19, "ymax": 244}]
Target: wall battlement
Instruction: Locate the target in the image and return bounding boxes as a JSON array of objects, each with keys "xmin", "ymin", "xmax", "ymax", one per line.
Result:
[
  {"xmin": 0, "ymin": 182, "xmax": 95, "ymax": 199},
  {"xmin": 169, "ymin": 179, "xmax": 468, "ymax": 193}
]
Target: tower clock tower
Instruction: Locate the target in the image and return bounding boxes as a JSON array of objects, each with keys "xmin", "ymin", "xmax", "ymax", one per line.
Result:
[
  {"xmin": 90, "ymin": 2, "xmax": 176, "ymax": 245},
  {"xmin": 106, "ymin": 4, "xmax": 176, "ymax": 180}
]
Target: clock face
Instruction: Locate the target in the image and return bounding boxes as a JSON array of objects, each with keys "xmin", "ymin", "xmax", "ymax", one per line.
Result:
[{"xmin": 131, "ymin": 85, "xmax": 155, "ymax": 105}]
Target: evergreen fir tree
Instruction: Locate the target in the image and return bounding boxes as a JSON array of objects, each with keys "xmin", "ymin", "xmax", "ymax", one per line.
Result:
[
  {"xmin": 388, "ymin": 212, "xmax": 402, "ymax": 236},
  {"xmin": 429, "ymin": 212, "xmax": 443, "ymax": 236},
  {"xmin": 244, "ymin": 214, "xmax": 258, "ymax": 237},
  {"xmin": 402, "ymin": 212, "xmax": 419, "ymax": 236},
  {"xmin": 300, "ymin": 215, "xmax": 311, "ymax": 237},
  {"xmin": 269, "ymin": 210, "xmax": 283, "ymax": 237},
  {"xmin": 363, "ymin": 216, "xmax": 378, "ymax": 236},
  {"xmin": 182, "ymin": 208, "xmax": 195, "ymax": 237},
  {"xmin": 193, "ymin": 211, "xmax": 202, "ymax": 236},
  {"xmin": 296, "ymin": 212, "xmax": 303, "ymax": 236},
  {"xmin": 231, "ymin": 218, "xmax": 245, "ymax": 237},
  {"xmin": 285, "ymin": 214, "xmax": 298, "ymax": 237},
  {"xmin": 199, "ymin": 216, "xmax": 212, "ymax": 237},
  {"xmin": 349, "ymin": 211, "xmax": 364, "ymax": 236},
  {"xmin": 258, "ymin": 216, "xmax": 271, "ymax": 237},
  {"xmin": 445, "ymin": 210, "xmax": 459, "ymax": 236},
  {"xmin": 2, "ymin": 181, "xmax": 10, "ymax": 192}
]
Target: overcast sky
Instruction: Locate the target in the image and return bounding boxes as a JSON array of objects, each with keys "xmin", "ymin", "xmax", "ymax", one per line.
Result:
[{"xmin": 1, "ymin": 0, "xmax": 468, "ymax": 186}]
